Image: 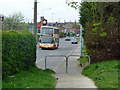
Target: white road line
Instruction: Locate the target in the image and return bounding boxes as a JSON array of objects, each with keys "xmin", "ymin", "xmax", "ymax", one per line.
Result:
[
  {"xmin": 53, "ymin": 59, "xmax": 65, "ymax": 70},
  {"xmin": 53, "ymin": 44, "xmax": 79, "ymax": 70}
]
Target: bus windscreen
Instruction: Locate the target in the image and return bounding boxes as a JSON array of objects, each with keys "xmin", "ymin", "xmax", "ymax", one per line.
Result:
[
  {"xmin": 40, "ymin": 38, "xmax": 53, "ymax": 43},
  {"xmin": 41, "ymin": 27, "xmax": 53, "ymax": 34}
]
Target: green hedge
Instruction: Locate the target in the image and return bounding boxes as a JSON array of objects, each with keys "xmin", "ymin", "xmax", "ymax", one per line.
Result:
[
  {"xmin": 2, "ymin": 30, "xmax": 36, "ymax": 79},
  {"xmin": 84, "ymin": 21, "xmax": 120, "ymax": 62}
]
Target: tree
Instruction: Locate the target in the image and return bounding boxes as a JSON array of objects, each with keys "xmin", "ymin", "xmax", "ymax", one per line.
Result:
[
  {"xmin": 2, "ymin": 12, "xmax": 27, "ymax": 30},
  {"xmin": 67, "ymin": 1, "xmax": 120, "ymax": 62},
  {"xmin": 59, "ymin": 31, "xmax": 64, "ymax": 38},
  {"xmin": 72, "ymin": 24, "xmax": 80, "ymax": 29}
]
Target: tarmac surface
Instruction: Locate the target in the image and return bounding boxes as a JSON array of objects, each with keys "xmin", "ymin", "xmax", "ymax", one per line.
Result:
[{"xmin": 53, "ymin": 43, "xmax": 98, "ymax": 88}]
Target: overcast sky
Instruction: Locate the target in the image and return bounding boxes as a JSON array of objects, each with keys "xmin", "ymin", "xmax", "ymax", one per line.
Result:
[{"xmin": 0, "ymin": 0, "xmax": 81, "ymax": 23}]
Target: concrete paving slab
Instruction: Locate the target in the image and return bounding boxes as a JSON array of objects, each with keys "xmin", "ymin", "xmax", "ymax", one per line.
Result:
[
  {"xmin": 53, "ymin": 59, "xmax": 97, "ymax": 88},
  {"xmin": 54, "ymin": 73, "xmax": 97, "ymax": 88}
]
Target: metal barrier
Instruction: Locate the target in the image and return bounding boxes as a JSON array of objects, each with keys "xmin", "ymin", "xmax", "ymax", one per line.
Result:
[
  {"xmin": 45, "ymin": 55, "xmax": 90, "ymax": 73},
  {"xmin": 45, "ymin": 55, "xmax": 68, "ymax": 73},
  {"xmin": 68, "ymin": 55, "xmax": 91, "ymax": 66}
]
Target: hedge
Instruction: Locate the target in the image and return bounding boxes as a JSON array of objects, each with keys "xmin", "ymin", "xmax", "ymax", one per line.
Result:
[
  {"xmin": 84, "ymin": 21, "xmax": 120, "ymax": 62},
  {"xmin": 2, "ymin": 30, "xmax": 36, "ymax": 79}
]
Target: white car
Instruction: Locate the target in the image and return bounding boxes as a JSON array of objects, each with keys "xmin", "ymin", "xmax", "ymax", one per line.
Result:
[
  {"xmin": 71, "ymin": 38, "xmax": 78, "ymax": 44},
  {"xmin": 76, "ymin": 34, "xmax": 79, "ymax": 37}
]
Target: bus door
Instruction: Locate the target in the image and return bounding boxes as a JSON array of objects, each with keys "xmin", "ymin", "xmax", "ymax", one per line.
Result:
[{"xmin": 54, "ymin": 38, "xmax": 59, "ymax": 48}]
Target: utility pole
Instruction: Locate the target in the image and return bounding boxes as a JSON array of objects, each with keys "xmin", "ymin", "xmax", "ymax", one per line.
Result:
[
  {"xmin": 33, "ymin": 0, "xmax": 37, "ymax": 41},
  {"xmin": 52, "ymin": 13, "xmax": 54, "ymax": 26}
]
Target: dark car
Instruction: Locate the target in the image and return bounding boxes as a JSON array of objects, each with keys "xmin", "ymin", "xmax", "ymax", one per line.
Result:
[
  {"xmin": 71, "ymin": 38, "xmax": 78, "ymax": 44},
  {"xmin": 65, "ymin": 37, "xmax": 70, "ymax": 41}
]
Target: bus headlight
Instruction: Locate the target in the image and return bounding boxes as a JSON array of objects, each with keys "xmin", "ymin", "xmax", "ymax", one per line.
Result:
[
  {"xmin": 49, "ymin": 44, "xmax": 54, "ymax": 47},
  {"xmin": 39, "ymin": 43, "xmax": 43, "ymax": 46}
]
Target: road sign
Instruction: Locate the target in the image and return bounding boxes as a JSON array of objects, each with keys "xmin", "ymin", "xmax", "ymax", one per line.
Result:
[{"xmin": 70, "ymin": 32, "xmax": 73, "ymax": 34}]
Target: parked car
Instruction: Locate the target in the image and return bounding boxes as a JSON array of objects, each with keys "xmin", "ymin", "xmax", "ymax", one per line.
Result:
[
  {"xmin": 71, "ymin": 38, "xmax": 78, "ymax": 44},
  {"xmin": 65, "ymin": 37, "xmax": 70, "ymax": 41}
]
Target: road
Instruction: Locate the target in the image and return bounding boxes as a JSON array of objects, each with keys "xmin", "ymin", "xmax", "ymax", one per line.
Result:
[{"xmin": 36, "ymin": 37, "xmax": 79, "ymax": 72}]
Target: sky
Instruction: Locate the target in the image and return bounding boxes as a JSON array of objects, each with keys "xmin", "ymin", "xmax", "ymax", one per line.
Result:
[{"xmin": 0, "ymin": 0, "xmax": 81, "ymax": 23}]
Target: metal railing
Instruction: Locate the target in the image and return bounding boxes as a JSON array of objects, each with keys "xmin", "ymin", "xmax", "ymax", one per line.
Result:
[
  {"xmin": 68, "ymin": 55, "xmax": 91, "ymax": 66},
  {"xmin": 45, "ymin": 55, "xmax": 90, "ymax": 73},
  {"xmin": 45, "ymin": 55, "xmax": 67, "ymax": 73}
]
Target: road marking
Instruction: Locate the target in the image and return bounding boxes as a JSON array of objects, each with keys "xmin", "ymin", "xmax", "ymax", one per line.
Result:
[
  {"xmin": 53, "ymin": 59, "xmax": 65, "ymax": 70},
  {"xmin": 53, "ymin": 44, "xmax": 79, "ymax": 70}
]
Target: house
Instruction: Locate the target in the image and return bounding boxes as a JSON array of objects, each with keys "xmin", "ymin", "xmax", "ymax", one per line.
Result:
[{"xmin": 29, "ymin": 17, "xmax": 79, "ymax": 35}]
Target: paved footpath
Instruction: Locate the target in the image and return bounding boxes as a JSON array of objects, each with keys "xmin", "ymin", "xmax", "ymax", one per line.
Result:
[{"xmin": 53, "ymin": 43, "xmax": 98, "ymax": 88}]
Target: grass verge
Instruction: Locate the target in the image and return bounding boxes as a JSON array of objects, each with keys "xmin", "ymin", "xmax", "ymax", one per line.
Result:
[
  {"xmin": 2, "ymin": 67, "xmax": 56, "ymax": 88},
  {"xmin": 77, "ymin": 57, "xmax": 88, "ymax": 67},
  {"xmin": 77, "ymin": 45, "xmax": 88, "ymax": 66},
  {"xmin": 76, "ymin": 38, "xmax": 80, "ymax": 42},
  {"xmin": 82, "ymin": 60, "xmax": 119, "ymax": 88}
]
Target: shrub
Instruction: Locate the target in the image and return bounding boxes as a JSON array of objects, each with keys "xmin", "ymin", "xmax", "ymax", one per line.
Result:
[
  {"xmin": 2, "ymin": 30, "xmax": 36, "ymax": 79},
  {"xmin": 84, "ymin": 21, "xmax": 120, "ymax": 63},
  {"xmin": 59, "ymin": 31, "xmax": 64, "ymax": 38}
]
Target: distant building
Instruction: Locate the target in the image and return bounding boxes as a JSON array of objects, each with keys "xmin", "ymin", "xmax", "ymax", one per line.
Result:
[{"xmin": 29, "ymin": 16, "xmax": 79, "ymax": 35}]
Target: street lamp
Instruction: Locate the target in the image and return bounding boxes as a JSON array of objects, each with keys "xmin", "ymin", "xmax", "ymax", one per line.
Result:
[
  {"xmin": 42, "ymin": 8, "xmax": 51, "ymax": 16},
  {"xmin": 58, "ymin": 18, "xmax": 61, "ymax": 23},
  {"xmin": 52, "ymin": 13, "xmax": 54, "ymax": 22}
]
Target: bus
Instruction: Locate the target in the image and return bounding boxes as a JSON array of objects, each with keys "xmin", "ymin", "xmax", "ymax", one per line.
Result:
[{"xmin": 39, "ymin": 26, "xmax": 59, "ymax": 49}]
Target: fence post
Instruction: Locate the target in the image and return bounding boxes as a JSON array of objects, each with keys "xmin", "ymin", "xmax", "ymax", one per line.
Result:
[
  {"xmin": 45, "ymin": 56, "xmax": 47, "ymax": 69},
  {"xmin": 87, "ymin": 55, "xmax": 91, "ymax": 65},
  {"xmin": 66, "ymin": 57, "xmax": 68, "ymax": 73}
]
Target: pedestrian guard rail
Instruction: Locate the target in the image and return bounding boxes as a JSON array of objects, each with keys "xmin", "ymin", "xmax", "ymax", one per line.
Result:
[{"xmin": 45, "ymin": 55, "xmax": 90, "ymax": 73}]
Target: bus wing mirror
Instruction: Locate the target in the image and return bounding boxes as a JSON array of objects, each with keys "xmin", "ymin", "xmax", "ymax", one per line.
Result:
[
  {"xmin": 53, "ymin": 38, "xmax": 55, "ymax": 41},
  {"xmin": 38, "ymin": 38, "xmax": 40, "ymax": 41}
]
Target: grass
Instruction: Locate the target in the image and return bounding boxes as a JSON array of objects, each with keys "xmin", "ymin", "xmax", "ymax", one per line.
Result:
[
  {"xmin": 2, "ymin": 67, "xmax": 56, "ymax": 88},
  {"xmin": 77, "ymin": 45, "xmax": 88, "ymax": 66},
  {"xmin": 77, "ymin": 57, "xmax": 88, "ymax": 67},
  {"xmin": 82, "ymin": 60, "xmax": 119, "ymax": 88},
  {"xmin": 82, "ymin": 46, "xmax": 87, "ymax": 55},
  {"xmin": 76, "ymin": 38, "xmax": 80, "ymax": 42}
]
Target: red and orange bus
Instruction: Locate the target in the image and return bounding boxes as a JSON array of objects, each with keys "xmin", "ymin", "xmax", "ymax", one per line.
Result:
[{"xmin": 39, "ymin": 26, "xmax": 59, "ymax": 49}]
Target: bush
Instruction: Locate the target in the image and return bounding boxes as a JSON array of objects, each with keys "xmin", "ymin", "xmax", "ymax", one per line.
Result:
[
  {"xmin": 84, "ymin": 21, "xmax": 120, "ymax": 62},
  {"xmin": 2, "ymin": 30, "xmax": 36, "ymax": 79},
  {"xmin": 59, "ymin": 31, "xmax": 64, "ymax": 38}
]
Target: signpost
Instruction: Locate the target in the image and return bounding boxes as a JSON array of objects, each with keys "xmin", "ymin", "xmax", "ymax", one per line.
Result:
[{"xmin": 80, "ymin": 25, "xmax": 83, "ymax": 56}]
